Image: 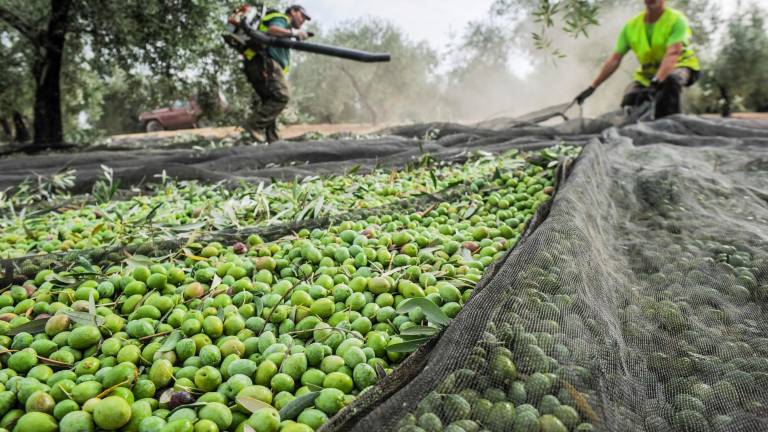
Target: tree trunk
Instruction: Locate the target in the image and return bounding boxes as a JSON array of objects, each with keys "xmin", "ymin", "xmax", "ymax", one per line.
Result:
[
  {"xmin": 718, "ymin": 84, "xmax": 731, "ymax": 118},
  {"xmin": 31, "ymin": 0, "xmax": 72, "ymax": 147},
  {"xmin": 0, "ymin": 117, "xmax": 11, "ymax": 140},
  {"xmin": 12, "ymin": 111, "xmax": 30, "ymax": 142},
  {"xmin": 339, "ymin": 66, "xmax": 379, "ymax": 125}
]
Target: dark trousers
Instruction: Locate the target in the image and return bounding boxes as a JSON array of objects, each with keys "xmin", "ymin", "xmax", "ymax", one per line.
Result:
[
  {"xmin": 244, "ymin": 57, "xmax": 290, "ymax": 132},
  {"xmin": 621, "ymin": 68, "xmax": 699, "ymax": 119}
]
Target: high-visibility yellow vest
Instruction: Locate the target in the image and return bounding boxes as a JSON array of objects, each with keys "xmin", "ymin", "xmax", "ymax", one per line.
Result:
[
  {"xmin": 243, "ymin": 12, "xmax": 291, "ymax": 74},
  {"xmin": 242, "ymin": 12, "xmax": 291, "ymax": 73},
  {"xmin": 257, "ymin": 12, "xmax": 289, "ymax": 33},
  {"xmin": 625, "ymin": 8, "xmax": 700, "ymax": 86}
]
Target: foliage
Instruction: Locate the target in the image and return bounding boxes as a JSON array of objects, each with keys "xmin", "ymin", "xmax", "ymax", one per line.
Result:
[
  {"xmin": 290, "ymin": 18, "xmax": 442, "ymax": 125},
  {"xmin": 0, "ymin": 31, "xmax": 33, "ymax": 119},
  {"xmin": 0, "ymin": 0, "xmax": 242, "ymax": 144},
  {"xmin": 671, "ymin": 0, "xmax": 722, "ymax": 48},
  {"xmin": 688, "ymin": 7, "xmax": 768, "ymax": 115}
]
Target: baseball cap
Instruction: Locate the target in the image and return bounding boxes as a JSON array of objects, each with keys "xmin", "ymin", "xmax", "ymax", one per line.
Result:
[{"xmin": 287, "ymin": 5, "xmax": 311, "ymax": 21}]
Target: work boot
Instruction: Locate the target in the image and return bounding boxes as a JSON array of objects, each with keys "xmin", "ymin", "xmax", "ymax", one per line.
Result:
[
  {"xmin": 265, "ymin": 125, "xmax": 280, "ymax": 143},
  {"xmin": 240, "ymin": 126, "xmax": 264, "ymax": 143}
]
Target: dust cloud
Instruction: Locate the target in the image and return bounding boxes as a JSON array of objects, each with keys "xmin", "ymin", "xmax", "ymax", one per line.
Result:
[{"xmin": 442, "ymin": 5, "xmax": 639, "ymax": 123}]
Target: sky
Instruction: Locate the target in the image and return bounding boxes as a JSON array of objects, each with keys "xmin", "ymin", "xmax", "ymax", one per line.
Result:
[
  {"xmin": 299, "ymin": 0, "xmax": 768, "ymax": 53},
  {"xmin": 299, "ymin": 0, "xmax": 498, "ymax": 51}
]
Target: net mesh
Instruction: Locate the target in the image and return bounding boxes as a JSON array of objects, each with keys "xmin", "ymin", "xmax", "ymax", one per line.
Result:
[
  {"xmin": 0, "ymin": 121, "xmax": 598, "ymax": 192},
  {"xmin": 325, "ymin": 115, "xmax": 768, "ymax": 432}
]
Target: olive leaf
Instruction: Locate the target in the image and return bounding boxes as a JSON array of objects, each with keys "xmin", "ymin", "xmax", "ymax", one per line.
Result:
[
  {"xmin": 169, "ymin": 221, "xmax": 207, "ymax": 232},
  {"xmin": 460, "ymin": 248, "xmax": 476, "ymax": 263},
  {"xmin": 463, "ymin": 205, "xmax": 478, "ymax": 219},
  {"xmin": 143, "ymin": 202, "xmax": 164, "ymax": 224},
  {"xmin": 396, "ymin": 298, "xmax": 450, "ymax": 327},
  {"xmin": 88, "ymin": 291, "xmax": 97, "ymax": 317},
  {"xmin": 296, "ymin": 199, "xmax": 319, "ymax": 222},
  {"xmin": 385, "ymin": 337, "xmax": 432, "ymax": 353},
  {"xmin": 181, "ymin": 248, "xmax": 206, "ymax": 261},
  {"xmin": 211, "ymin": 274, "xmax": 222, "ymax": 291},
  {"xmin": 157, "ymin": 330, "xmax": 183, "ymax": 353},
  {"xmin": 278, "ymin": 391, "xmax": 319, "ymax": 420},
  {"xmin": 253, "ymin": 296, "xmax": 263, "ymax": 318},
  {"xmin": 169, "ymin": 402, "xmax": 208, "ymax": 414},
  {"xmin": 236, "ymin": 396, "xmax": 273, "ymax": 414},
  {"xmin": 493, "ymin": 166, "xmax": 502, "ymax": 180},
  {"xmin": 125, "ymin": 255, "xmax": 155, "ymax": 268},
  {"xmin": 96, "ymin": 379, "xmax": 130, "ymax": 399},
  {"xmin": 313, "ymin": 195, "xmax": 324, "ymax": 219},
  {"xmin": 158, "ymin": 388, "xmax": 174, "ymax": 405},
  {"xmin": 77, "ymin": 256, "xmax": 97, "ymax": 274},
  {"xmin": 539, "ymin": 149, "xmax": 558, "ymax": 160},
  {"xmin": 46, "ymin": 273, "xmax": 77, "ymax": 286},
  {"xmin": 399, "ymin": 325, "xmax": 440, "ymax": 338},
  {"xmin": 6, "ymin": 317, "xmax": 49, "ymax": 336},
  {"xmin": 429, "ymin": 170, "xmax": 439, "ymax": 190},
  {"xmin": 64, "ymin": 310, "xmax": 105, "ymax": 327}
]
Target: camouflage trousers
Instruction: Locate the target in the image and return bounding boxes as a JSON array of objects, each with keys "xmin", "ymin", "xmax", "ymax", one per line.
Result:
[{"xmin": 244, "ymin": 57, "xmax": 290, "ymax": 131}]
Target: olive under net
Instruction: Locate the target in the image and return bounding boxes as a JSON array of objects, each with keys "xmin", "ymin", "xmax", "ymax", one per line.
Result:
[{"xmin": 325, "ymin": 115, "xmax": 768, "ymax": 432}]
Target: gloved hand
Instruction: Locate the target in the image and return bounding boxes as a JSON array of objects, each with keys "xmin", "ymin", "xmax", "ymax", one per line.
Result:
[
  {"xmin": 575, "ymin": 86, "xmax": 596, "ymax": 105},
  {"xmin": 291, "ymin": 29, "xmax": 309, "ymax": 40},
  {"xmin": 649, "ymin": 77, "xmax": 663, "ymax": 93}
]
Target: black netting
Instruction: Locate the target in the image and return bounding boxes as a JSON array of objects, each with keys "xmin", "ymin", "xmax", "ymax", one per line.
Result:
[
  {"xmin": 0, "ymin": 121, "xmax": 601, "ymax": 193},
  {"xmin": 324, "ymin": 115, "xmax": 768, "ymax": 432}
]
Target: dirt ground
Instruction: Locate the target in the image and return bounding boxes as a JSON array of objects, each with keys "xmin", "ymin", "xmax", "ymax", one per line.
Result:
[
  {"xmin": 727, "ymin": 112, "xmax": 768, "ymax": 121},
  {"xmin": 108, "ymin": 123, "xmax": 389, "ymax": 144},
  {"xmin": 703, "ymin": 112, "xmax": 768, "ymax": 121},
  {"xmin": 108, "ymin": 113, "xmax": 768, "ymax": 144}
]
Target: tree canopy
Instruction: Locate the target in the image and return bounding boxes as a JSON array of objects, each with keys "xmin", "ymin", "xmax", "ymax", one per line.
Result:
[
  {"xmin": 291, "ymin": 18, "xmax": 441, "ymax": 125},
  {"xmin": 0, "ymin": 0, "xmax": 237, "ymax": 145},
  {"xmin": 688, "ymin": 7, "xmax": 768, "ymax": 115}
]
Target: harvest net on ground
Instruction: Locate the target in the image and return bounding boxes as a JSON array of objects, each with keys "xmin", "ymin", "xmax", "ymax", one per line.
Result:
[
  {"xmin": 0, "ymin": 115, "xmax": 766, "ymax": 432},
  {"xmin": 326, "ymin": 116, "xmax": 768, "ymax": 432}
]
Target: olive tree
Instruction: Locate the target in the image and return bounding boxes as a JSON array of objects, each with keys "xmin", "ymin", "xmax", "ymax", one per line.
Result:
[
  {"xmin": 0, "ymin": 0, "xmax": 237, "ymax": 147},
  {"xmin": 689, "ymin": 8, "xmax": 768, "ymax": 115},
  {"xmin": 290, "ymin": 18, "xmax": 441, "ymax": 125}
]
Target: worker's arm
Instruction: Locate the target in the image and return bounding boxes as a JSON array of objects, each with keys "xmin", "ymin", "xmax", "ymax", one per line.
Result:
[
  {"xmin": 655, "ymin": 43, "xmax": 683, "ymax": 82},
  {"xmin": 591, "ymin": 52, "xmax": 624, "ymax": 89},
  {"xmin": 576, "ymin": 27, "xmax": 628, "ymax": 105},
  {"xmin": 575, "ymin": 52, "xmax": 624, "ymax": 104},
  {"xmin": 266, "ymin": 24, "xmax": 308, "ymax": 40}
]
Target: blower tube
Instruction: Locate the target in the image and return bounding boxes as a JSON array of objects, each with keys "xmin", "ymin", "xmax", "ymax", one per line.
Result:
[{"xmin": 242, "ymin": 22, "xmax": 391, "ymax": 63}]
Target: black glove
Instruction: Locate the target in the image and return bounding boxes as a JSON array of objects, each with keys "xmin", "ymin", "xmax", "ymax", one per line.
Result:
[
  {"xmin": 575, "ymin": 86, "xmax": 596, "ymax": 105},
  {"xmin": 649, "ymin": 77, "xmax": 662, "ymax": 93}
]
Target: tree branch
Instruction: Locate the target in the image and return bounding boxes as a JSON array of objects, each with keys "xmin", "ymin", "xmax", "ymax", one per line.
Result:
[{"xmin": 0, "ymin": 6, "xmax": 38, "ymax": 45}]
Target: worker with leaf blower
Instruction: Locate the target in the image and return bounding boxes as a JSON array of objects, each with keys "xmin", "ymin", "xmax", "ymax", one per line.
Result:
[
  {"xmin": 575, "ymin": 0, "xmax": 700, "ymax": 120},
  {"xmin": 229, "ymin": 4, "xmax": 312, "ymax": 143}
]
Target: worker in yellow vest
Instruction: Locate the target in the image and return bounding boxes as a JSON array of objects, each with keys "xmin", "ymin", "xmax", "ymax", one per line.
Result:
[
  {"xmin": 244, "ymin": 5, "xmax": 310, "ymax": 143},
  {"xmin": 575, "ymin": 0, "xmax": 700, "ymax": 119}
]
